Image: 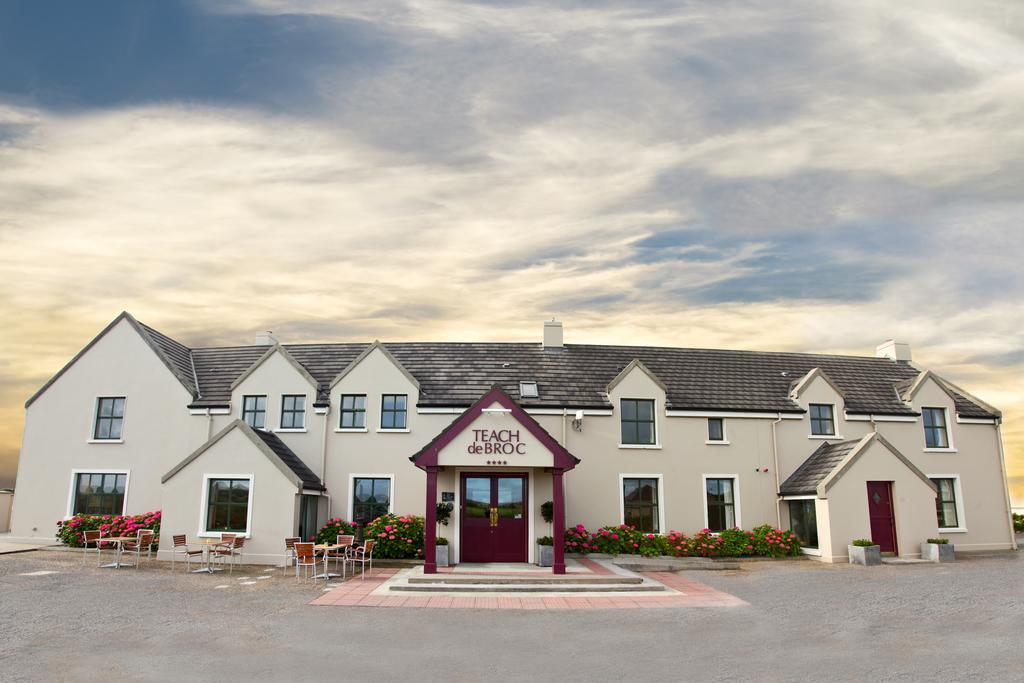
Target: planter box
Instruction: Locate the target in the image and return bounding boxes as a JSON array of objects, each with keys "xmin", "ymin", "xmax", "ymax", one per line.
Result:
[
  {"xmin": 537, "ymin": 544, "xmax": 553, "ymax": 567},
  {"xmin": 436, "ymin": 544, "xmax": 449, "ymax": 568},
  {"xmin": 848, "ymin": 544, "xmax": 881, "ymax": 566},
  {"xmin": 921, "ymin": 542, "xmax": 954, "ymax": 563}
]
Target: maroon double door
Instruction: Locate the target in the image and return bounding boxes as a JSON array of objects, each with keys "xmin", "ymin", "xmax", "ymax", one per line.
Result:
[
  {"xmin": 461, "ymin": 473, "xmax": 528, "ymax": 563},
  {"xmin": 867, "ymin": 481, "xmax": 898, "ymax": 553}
]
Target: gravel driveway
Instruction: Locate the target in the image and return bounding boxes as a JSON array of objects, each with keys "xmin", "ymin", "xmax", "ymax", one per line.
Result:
[{"xmin": 1, "ymin": 547, "xmax": 1021, "ymax": 682}]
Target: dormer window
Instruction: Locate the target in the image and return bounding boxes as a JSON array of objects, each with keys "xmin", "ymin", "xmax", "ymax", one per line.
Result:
[
  {"xmin": 280, "ymin": 395, "xmax": 306, "ymax": 430},
  {"xmin": 923, "ymin": 408, "xmax": 949, "ymax": 449},
  {"xmin": 242, "ymin": 395, "xmax": 267, "ymax": 429},
  {"xmin": 620, "ymin": 399, "xmax": 656, "ymax": 445},
  {"xmin": 809, "ymin": 404, "xmax": 835, "ymax": 436},
  {"xmin": 93, "ymin": 397, "xmax": 126, "ymax": 440},
  {"xmin": 519, "ymin": 381, "xmax": 539, "ymax": 399}
]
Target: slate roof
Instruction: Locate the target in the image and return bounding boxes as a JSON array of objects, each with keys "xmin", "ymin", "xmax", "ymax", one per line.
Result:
[
  {"xmin": 250, "ymin": 428, "xmax": 324, "ymax": 490},
  {"xmin": 48, "ymin": 314, "xmax": 995, "ymax": 419},
  {"xmin": 778, "ymin": 440, "xmax": 861, "ymax": 496}
]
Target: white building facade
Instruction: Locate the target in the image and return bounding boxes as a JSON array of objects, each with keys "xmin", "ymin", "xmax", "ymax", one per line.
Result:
[{"xmin": 8, "ymin": 313, "xmax": 1018, "ymax": 565}]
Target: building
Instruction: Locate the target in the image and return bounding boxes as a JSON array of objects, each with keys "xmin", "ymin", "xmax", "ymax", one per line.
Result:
[{"xmin": 8, "ymin": 312, "xmax": 1018, "ymax": 567}]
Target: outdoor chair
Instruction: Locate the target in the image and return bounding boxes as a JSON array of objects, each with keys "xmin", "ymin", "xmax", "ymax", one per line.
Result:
[
  {"xmin": 213, "ymin": 536, "xmax": 245, "ymax": 573},
  {"xmin": 327, "ymin": 535, "xmax": 355, "ymax": 577},
  {"xmin": 283, "ymin": 537, "xmax": 300, "ymax": 568},
  {"xmin": 121, "ymin": 530, "xmax": 155, "ymax": 569},
  {"xmin": 171, "ymin": 534, "xmax": 204, "ymax": 572},
  {"xmin": 294, "ymin": 542, "xmax": 324, "ymax": 582},
  {"xmin": 81, "ymin": 530, "xmax": 106, "ymax": 566},
  {"xmin": 348, "ymin": 540, "xmax": 376, "ymax": 580}
]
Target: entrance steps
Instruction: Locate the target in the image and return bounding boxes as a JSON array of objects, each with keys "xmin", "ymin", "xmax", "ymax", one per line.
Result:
[
  {"xmin": 407, "ymin": 575, "xmax": 643, "ymax": 585},
  {"xmin": 387, "ymin": 568, "xmax": 668, "ymax": 594}
]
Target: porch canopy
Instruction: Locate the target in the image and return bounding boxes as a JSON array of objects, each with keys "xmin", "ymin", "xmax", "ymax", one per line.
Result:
[{"xmin": 410, "ymin": 386, "xmax": 580, "ymax": 574}]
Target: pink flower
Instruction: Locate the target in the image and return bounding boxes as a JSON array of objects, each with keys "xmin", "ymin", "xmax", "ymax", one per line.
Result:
[
  {"xmin": 611, "ymin": 534, "xmax": 619, "ymax": 540},
  {"xmin": 389, "ymin": 535, "xmax": 396, "ymax": 540}
]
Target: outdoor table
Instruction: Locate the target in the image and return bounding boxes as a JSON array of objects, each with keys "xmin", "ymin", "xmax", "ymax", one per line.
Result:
[
  {"xmin": 312, "ymin": 543, "xmax": 345, "ymax": 580},
  {"xmin": 191, "ymin": 538, "xmax": 232, "ymax": 574},
  {"xmin": 98, "ymin": 536, "xmax": 136, "ymax": 569}
]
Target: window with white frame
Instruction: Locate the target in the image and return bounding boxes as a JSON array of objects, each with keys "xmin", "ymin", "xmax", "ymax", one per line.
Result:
[
  {"xmin": 787, "ymin": 500, "xmax": 818, "ymax": 549},
  {"xmin": 930, "ymin": 477, "xmax": 960, "ymax": 529},
  {"xmin": 205, "ymin": 477, "xmax": 251, "ymax": 534},
  {"xmin": 352, "ymin": 477, "xmax": 391, "ymax": 526},
  {"xmin": 705, "ymin": 477, "xmax": 737, "ymax": 532},
  {"xmin": 72, "ymin": 472, "xmax": 127, "ymax": 515},
  {"xmin": 93, "ymin": 397, "xmax": 126, "ymax": 440},
  {"xmin": 380, "ymin": 394, "xmax": 408, "ymax": 430},
  {"xmin": 620, "ymin": 399, "xmax": 656, "ymax": 445},
  {"xmin": 809, "ymin": 404, "xmax": 835, "ymax": 436},
  {"xmin": 339, "ymin": 394, "xmax": 366, "ymax": 429},
  {"xmin": 241, "ymin": 395, "xmax": 267, "ymax": 429},
  {"xmin": 622, "ymin": 477, "xmax": 660, "ymax": 533},
  {"xmin": 707, "ymin": 418, "xmax": 726, "ymax": 442},
  {"xmin": 923, "ymin": 408, "xmax": 950, "ymax": 449},
  {"xmin": 280, "ymin": 395, "xmax": 306, "ymax": 429}
]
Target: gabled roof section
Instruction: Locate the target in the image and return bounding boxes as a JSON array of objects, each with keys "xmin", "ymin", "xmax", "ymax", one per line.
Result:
[
  {"xmin": 409, "ymin": 386, "xmax": 580, "ymax": 471},
  {"xmin": 25, "ymin": 312, "xmax": 197, "ymax": 408},
  {"xmin": 780, "ymin": 433, "xmax": 936, "ymax": 498},
  {"xmin": 162, "ymin": 420, "xmax": 324, "ymax": 490},
  {"xmin": 895, "ymin": 370, "xmax": 958, "ymax": 405},
  {"xmin": 789, "ymin": 367, "xmax": 845, "ymax": 400},
  {"xmin": 607, "ymin": 359, "xmax": 668, "ymax": 394},
  {"xmin": 229, "ymin": 344, "xmax": 318, "ymax": 392},
  {"xmin": 328, "ymin": 340, "xmax": 421, "ymax": 391}
]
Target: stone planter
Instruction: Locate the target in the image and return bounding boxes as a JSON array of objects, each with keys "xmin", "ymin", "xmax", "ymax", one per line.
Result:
[
  {"xmin": 436, "ymin": 544, "xmax": 449, "ymax": 568},
  {"xmin": 848, "ymin": 544, "xmax": 881, "ymax": 566},
  {"xmin": 921, "ymin": 542, "xmax": 954, "ymax": 563},
  {"xmin": 537, "ymin": 544, "xmax": 554, "ymax": 567}
]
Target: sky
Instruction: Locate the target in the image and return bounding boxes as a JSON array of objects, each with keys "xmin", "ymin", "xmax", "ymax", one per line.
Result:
[{"xmin": 0, "ymin": 0, "xmax": 1021, "ymax": 505}]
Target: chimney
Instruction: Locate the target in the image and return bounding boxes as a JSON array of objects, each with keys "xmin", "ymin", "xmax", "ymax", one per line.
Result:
[
  {"xmin": 543, "ymin": 319, "xmax": 563, "ymax": 350},
  {"xmin": 255, "ymin": 330, "xmax": 278, "ymax": 346},
  {"xmin": 876, "ymin": 339, "xmax": 911, "ymax": 362}
]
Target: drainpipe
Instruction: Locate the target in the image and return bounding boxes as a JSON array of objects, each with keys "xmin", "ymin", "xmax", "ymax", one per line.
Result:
[
  {"xmin": 771, "ymin": 413, "xmax": 784, "ymax": 528},
  {"xmin": 321, "ymin": 403, "xmax": 331, "ymax": 517},
  {"xmin": 994, "ymin": 417, "xmax": 1018, "ymax": 551},
  {"xmin": 206, "ymin": 408, "xmax": 213, "ymax": 440},
  {"xmin": 869, "ymin": 415, "xmax": 878, "ymax": 433}
]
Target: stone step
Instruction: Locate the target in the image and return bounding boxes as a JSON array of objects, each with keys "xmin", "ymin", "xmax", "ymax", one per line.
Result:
[
  {"xmin": 408, "ymin": 575, "xmax": 643, "ymax": 585},
  {"xmin": 389, "ymin": 583, "xmax": 666, "ymax": 593}
]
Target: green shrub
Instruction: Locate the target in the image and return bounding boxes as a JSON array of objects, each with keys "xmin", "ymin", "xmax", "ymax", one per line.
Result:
[
  {"xmin": 1013, "ymin": 513, "xmax": 1023, "ymax": 534},
  {"xmin": 536, "ymin": 536, "xmax": 553, "ymax": 546},
  {"xmin": 363, "ymin": 514, "xmax": 424, "ymax": 559},
  {"xmin": 751, "ymin": 524, "xmax": 802, "ymax": 557},
  {"xmin": 851, "ymin": 539, "xmax": 875, "ymax": 547},
  {"xmin": 436, "ymin": 536, "xmax": 449, "ymax": 546},
  {"xmin": 540, "ymin": 501, "xmax": 554, "ymax": 524},
  {"xmin": 925, "ymin": 538, "xmax": 949, "ymax": 544},
  {"xmin": 565, "ymin": 523, "xmax": 800, "ymax": 558},
  {"xmin": 314, "ymin": 518, "xmax": 356, "ymax": 545},
  {"xmin": 56, "ymin": 510, "xmax": 161, "ymax": 548}
]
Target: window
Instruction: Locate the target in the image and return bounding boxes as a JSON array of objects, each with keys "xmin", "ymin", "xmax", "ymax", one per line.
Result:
[
  {"xmin": 73, "ymin": 473, "xmax": 126, "ymax": 515},
  {"xmin": 280, "ymin": 395, "xmax": 306, "ymax": 430},
  {"xmin": 519, "ymin": 381, "xmax": 539, "ymax": 399},
  {"xmin": 788, "ymin": 500, "xmax": 818, "ymax": 549},
  {"xmin": 205, "ymin": 478, "xmax": 250, "ymax": 533},
  {"xmin": 339, "ymin": 394, "xmax": 366, "ymax": 429},
  {"xmin": 620, "ymin": 399, "xmax": 656, "ymax": 445},
  {"xmin": 241, "ymin": 395, "xmax": 267, "ymax": 429},
  {"xmin": 923, "ymin": 408, "xmax": 949, "ymax": 449},
  {"xmin": 380, "ymin": 394, "xmax": 407, "ymax": 430},
  {"xmin": 298, "ymin": 494, "xmax": 318, "ymax": 542},
  {"xmin": 931, "ymin": 477, "xmax": 959, "ymax": 528},
  {"xmin": 707, "ymin": 418, "xmax": 725, "ymax": 442},
  {"xmin": 809, "ymin": 404, "xmax": 835, "ymax": 436},
  {"xmin": 622, "ymin": 477, "xmax": 660, "ymax": 532},
  {"xmin": 352, "ymin": 477, "xmax": 391, "ymax": 526},
  {"xmin": 93, "ymin": 397, "xmax": 125, "ymax": 440},
  {"xmin": 705, "ymin": 477, "xmax": 736, "ymax": 532}
]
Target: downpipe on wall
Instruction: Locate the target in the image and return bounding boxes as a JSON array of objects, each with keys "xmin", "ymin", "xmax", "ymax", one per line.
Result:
[{"xmin": 771, "ymin": 413, "xmax": 783, "ymax": 528}]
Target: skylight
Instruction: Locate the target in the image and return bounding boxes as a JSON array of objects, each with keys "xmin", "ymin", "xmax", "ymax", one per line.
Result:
[{"xmin": 519, "ymin": 381, "xmax": 539, "ymax": 399}]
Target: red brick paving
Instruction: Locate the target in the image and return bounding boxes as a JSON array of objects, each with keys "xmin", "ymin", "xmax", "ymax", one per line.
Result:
[{"xmin": 309, "ymin": 566, "xmax": 747, "ymax": 610}]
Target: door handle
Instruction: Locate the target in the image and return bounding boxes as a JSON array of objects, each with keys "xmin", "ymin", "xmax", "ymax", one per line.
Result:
[{"xmin": 489, "ymin": 507, "xmax": 498, "ymax": 527}]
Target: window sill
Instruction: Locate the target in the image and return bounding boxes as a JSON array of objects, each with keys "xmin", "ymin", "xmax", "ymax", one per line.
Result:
[
  {"xmin": 334, "ymin": 428, "xmax": 368, "ymax": 433},
  {"xmin": 706, "ymin": 440, "xmax": 730, "ymax": 446},
  {"xmin": 924, "ymin": 448, "xmax": 958, "ymax": 453},
  {"xmin": 87, "ymin": 439, "xmax": 124, "ymax": 444},
  {"xmin": 618, "ymin": 444, "xmax": 662, "ymax": 450},
  {"xmin": 377, "ymin": 428, "xmax": 411, "ymax": 433},
  {"xmin": 937, "ymin": 528, "xmax": 968, "ymax": 534},
  {"xmin": 808, "ymin": 435, "xmax": 842, "ymax": 440},
  {"xmin": 274, "ymin": 428, "xmax": 307, "ymax": 433},
  {"xmin": 801, "ymin": 547, "xmax": 822, "ymax": 556},
  {"xmin": 198, "ymin": 531, "xmax": 251, "ymax": 539}
]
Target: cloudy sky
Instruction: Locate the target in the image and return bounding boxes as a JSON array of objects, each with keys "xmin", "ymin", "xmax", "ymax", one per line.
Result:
[{"xmin": 0, "ymin": 0, "xmax": 1021, "ymax": 504}]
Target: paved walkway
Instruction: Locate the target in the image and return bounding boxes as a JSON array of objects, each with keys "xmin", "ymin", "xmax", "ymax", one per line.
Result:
[{"xmin": 310, "ymin": 559, "xmax": 746, "ymax": 610}]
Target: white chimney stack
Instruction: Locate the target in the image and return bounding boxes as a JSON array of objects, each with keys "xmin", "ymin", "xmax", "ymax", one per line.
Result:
[
  {"xmin": 255, "ymin": 330, "xmax": 278, "ymax": 346},
  {"xmin": 543, "ymin": 319, "xmax": 563, "ymax": 349},
  {"xmin": 876, "ymin": 339, "xmax": 911, "ymax": 362}
]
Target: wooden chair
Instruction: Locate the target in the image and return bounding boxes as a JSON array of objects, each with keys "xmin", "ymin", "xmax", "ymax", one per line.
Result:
[
  {"xmin": 327, "ymin": 535, "xmax": 355, "ymax": 577},
  {"xmin": 348, "ymin": 539, "xmax": 376, "ymax": 580},
  {"xmin": 213, "ymin": 536, "xmax": 245, "ymax": 573},
  {"xmin": 294, "ymin": 542, "xmax": 324, "ymax": 582},
  {"xmin": 121, "ymin": 530, "xmax": 155, "ymax": 569},
  {"xmin": 171, "ymin": 534, "xmax": 204, "ymax": 572},
  {"xmin": 284, "ymin": 537, "xmax": 301, "ymax": 568},
  {"xmin": 81, "ymin": 529, "xmax": 105, "ymax": 566}
]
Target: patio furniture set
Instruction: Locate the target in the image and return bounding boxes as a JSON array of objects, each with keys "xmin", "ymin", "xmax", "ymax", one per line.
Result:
[{"xmin": 286, "ymin": 535, "xmax": 376, "ymax": 582}]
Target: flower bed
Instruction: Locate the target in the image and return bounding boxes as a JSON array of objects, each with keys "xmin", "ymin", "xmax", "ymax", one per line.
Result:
[
  {"xmin": 314, "ymin": 518, "xmax": 357, "ymax": 545},
  {"xmin": 565, "ymin": 523, "xmax": 801, "ymax": 558},
  {"xmin": 362, "ymin": 513, "xmax": 424, "ymax": 559},
  {"xmin": 56, "ymin": 510, "xmax": 162, "ymax": 548}
]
